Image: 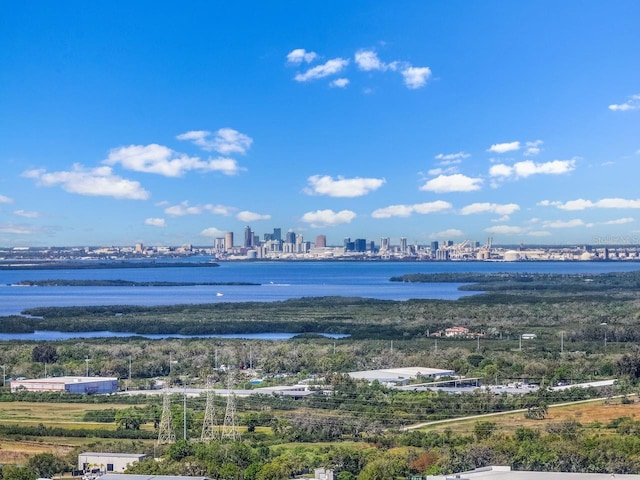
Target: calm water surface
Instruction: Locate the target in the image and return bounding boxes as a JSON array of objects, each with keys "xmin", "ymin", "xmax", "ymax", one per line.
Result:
[{"xmin": 1, "ymin": 260, "xmax": 638, "ymax": 317}]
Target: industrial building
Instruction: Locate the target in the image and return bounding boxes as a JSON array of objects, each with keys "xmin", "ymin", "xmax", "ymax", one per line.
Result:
[
  {"xmin": 347, "ymin": 367, "xmax": 455, "ymax": 385},
  {"xmin": 427, "ymin": 465, "xmax": 640, "ymax": 479},
  {"xmin": 10, "ymin": 376, "xmax": 118, "ymax": 394},
  {"xmin": 78, "ymin": 453, "xmax": 147, "ymax": 474},
  {"xmin": 99, "ymin": 475, "xmax": 210, "ymax": 480}
]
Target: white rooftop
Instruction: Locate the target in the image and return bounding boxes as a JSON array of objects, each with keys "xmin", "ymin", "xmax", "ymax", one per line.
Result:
[
  {"xmin": 348, "ymin": 367, "xmax": 455, "ymax": 382},
  {"xmin": 12, "ymin": 376, "xmax": 118, "ymax": 384},
  {"xmin": 428, "ymin": 466, "xmax": 640, "ymax": 479}
]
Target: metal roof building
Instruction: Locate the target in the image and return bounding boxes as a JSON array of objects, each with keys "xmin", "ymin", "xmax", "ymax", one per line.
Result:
[
  {"xmin": 78, "ymin": 453, "xmax": 148, "ymax": 474},
  {"xmin": 428, "ymin": 466, "xmax": 640, "ymax": 479},
  {"xmin": 348, "ymin": 367, "xmax": 455, "ymax": 384},
  {"xmin": 11, "ymin": 376, "xmax": 118, "ymax": 394}
]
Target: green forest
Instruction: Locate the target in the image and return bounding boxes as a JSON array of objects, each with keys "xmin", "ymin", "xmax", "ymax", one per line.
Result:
[{"xmin": 1, "ymin": 270, "xmax": 640, "ymax": 479}]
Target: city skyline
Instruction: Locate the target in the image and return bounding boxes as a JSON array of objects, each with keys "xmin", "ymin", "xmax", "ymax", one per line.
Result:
[{"xmin": 1, "ymin": 2, "xmax": 639, "ymax": 247}]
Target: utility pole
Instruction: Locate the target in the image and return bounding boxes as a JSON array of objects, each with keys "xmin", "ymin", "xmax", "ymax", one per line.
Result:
[
  {"xmin": 221, "ymin": 372, "xmax": 239, "ymax": 442},
  {"xmin": 157, "ymin": 391, "xmax": 176, "ymax": 445},
  {"xmin": 1, "ymin": 365, "xmax": 5, "ymax": 388},
  {"xmin": 560, "ymin": 331, "xmax": 564, "ymax": 353},
  {"xmin": 85, "ymin": 357, "xmax": 89, "ymax": 377},
  {"xmin": 201, "ymin": 383, "xmax": 218, "ymax": 442}
]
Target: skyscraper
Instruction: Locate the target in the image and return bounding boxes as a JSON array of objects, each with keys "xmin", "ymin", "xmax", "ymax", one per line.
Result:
[
  {"xmin": 285, "ymin": 230, "xmax": 296, "ymax": 244},
  {"xmin": 225, "ymin": 232, "xmax": 234, "ymax": 252},
  {"xmin": 244, "ymin": 226, "xmax": 253, "ymax": 248},
  {"xmin": 315, "ymin": 235, "xmax": 326, "ymax": 248}
]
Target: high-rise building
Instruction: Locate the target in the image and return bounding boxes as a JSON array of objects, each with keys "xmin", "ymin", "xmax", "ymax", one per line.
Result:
[
  {"xmin": 400, "ymin": 237, "xmax": 407, "ymax": 253},
  {"xmin": 225, "ymin": 232, "xmax": 234, "ymax": 251},
  {"xmin": 380, "ymin": 237, "xmax": 390, "ymax": 251},
  {"xmin": 273, "ymin": 228, "xmax": 282, "ymax": 242},
  {"xmin": 244, "ymin": 226, "xmax": 253, "ymax": 248},
  {"xmin": 354, "ymin": 239, "xmax": 367, "ymax": 252},
  {"xmin": 315, "ymin": 235, "xmax": 327, "ymax": 248},
  {"xmin": 344, "ymin": 238, "xmax": 355, "ymax": 252},
  {"xmin": 285, "ymin": 230, "xmax": 296, "ymax": 244}
]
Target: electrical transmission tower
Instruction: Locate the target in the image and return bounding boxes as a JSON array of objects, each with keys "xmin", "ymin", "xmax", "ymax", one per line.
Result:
[
  {"xmin": 221, "ymin": 372, "xmax": 239, "ymax": 441},
  {"xmin": 157, "ymin": 391, "xmax": 176, "ymax": 444},
  {"xmin": 200, "ymin": 383, "xmax": 219, "ymax": 442}
]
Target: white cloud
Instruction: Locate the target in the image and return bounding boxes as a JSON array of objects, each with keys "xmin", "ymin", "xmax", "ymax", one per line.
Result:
[
  {"xmin": 401, "ymin": 66, "xmax": 432, "ymax": 89},
  {"xmin": 484, "ymin": 225, "xmax": 527, "ymax": 235},
  {"xmin": 0, "ymin": 194, "xmax": 13, "ymax": 204},
  {"xmin": 371, "ymin": 204, "xmax": 414, "ymax": 218},
  {"xmin": 295, "ymin": 58, "xmax": 349, "ymax": 82},
  {"xmin": 305, "ymin": 175, "xmax": 385, "ymax": 197},
  {"xmin": 544, "ymin": 219, "xmax": 589, "ymax": 228},
  {"xmin": 420, "ymin": 174, "xmax": 483, "ymax": 193},
  {"xmin": 355, "ymin": 50, "xmax": 383, "ymax": 71},
  {"xmin": 435, "ymin": 152, "xmax": 470, "ymax": 163},
  {"xmin": 548, "ymin": 198, "xmax": 640, "ymax": 211},
  {"xmin": 371, "ymin": 200, "xmax": 451, "ymax": 218},
  {"xmin": 513, "ymin": 159, "xmax": 575, "ymax": 178},
  {"xmin": 177, "ymin": 128, "xmax": 253, "ymax": 155},
  {"xmin": 608, "ymin": 93, "xmax": 640, "ymax": 111},
  {"xmin": 602, "ymin": 217, "xmax": 634, "ymax": 225},
  {"xmin": 286, "ymin": 48, "xmax": 318, "ymax": 65},
  {"xmin": 490, "ymin": 159, "xmax": 575, "ymax": 180},
  {"xmin": 0, "ymin": 223, "xmax": 48, "ymax": 235},
  {"xmin": 236, "ymin": 211, "xmax": 271, "ymax": 222},
  {"xmin": 164, "ymin": 201, "xmax": 234, "ymax": 217},
  {"xmin": 200, "ymin": 227, "xmax": 226, "ymax": 238},
  {"xmin": 413, "ymin": 201, "xmax": 453, "ymax": 214},
  {"xmin": 488, "ymin": 164, "xmax": 514, "ymax": 177},
  {"xmin": 524, "ymin": 140, "xmax": 543, "ymax": 156},
  {"xmin": 430, "ymin": 229, "xmax": 464, "ymax": 239},
  {"xmin": 22, "ymin": 164, "xmax": 150, "ymax": 200},
  {"xmin": 13, "ymin": 210, "xmax": 40, "ymax": 218},
  {"xmin": 145, "ymin": 218, "xmax": 166, "ymax": 227},
  {"xmin": 106, "ymin": 143, "xmax": 244, "ymax": 176},
  {"xmin": 300, "ymin": 209, "xmax": 356, "ymax": 228},
  {"xmin": 330, "ymin": 78, "xmax": 349, "ymax": 88},
  {"xmin": 206, "ymin": 158, "xmax": 243, "ymax": 176},
  {"xmin": 488, "ymin": 141, "xmax": 520, "ymax": 154},
  {"xmin": 175, "ymin": 130, "xmax": 209, "ymax": 148},
  {"xmin": 211, "ymin": 128, "xmax": 253, "ymax": 155},
  {"xmin": 460, "ymin": 202, "xmax": 520, "ymax": 216}
]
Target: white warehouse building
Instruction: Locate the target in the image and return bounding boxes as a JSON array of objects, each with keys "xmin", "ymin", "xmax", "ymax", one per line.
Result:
[
  {"xmin": 11, "ymin": 376, "xmax": 118, "ymax": 394},
  {"xmin": 78, "ymin": 452, "xmax": 148, "ymax": 474}
]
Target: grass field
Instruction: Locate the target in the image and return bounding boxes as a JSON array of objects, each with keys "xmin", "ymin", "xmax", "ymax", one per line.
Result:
[
  {"xmin": 422, "ymin": 396, "xmax": 640, "ymax": 434},
  {"xmin": 0, "ymin": 396, "xmax": 638, "ymax": 466},
  {"xmin": 0, "ymin": 401, "xmax": 146, "ymax": 429}
]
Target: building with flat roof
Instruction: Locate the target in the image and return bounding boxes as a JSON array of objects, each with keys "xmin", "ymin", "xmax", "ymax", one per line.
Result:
[
  {"xmin": 78, "ymin": 453, "xmax": 147, "ymax": 474},
  {"xmin": 348, "ymin": 367, "xmax": 455, "ymax": 385},
  {"xmin": 11, "ymin": 376, "xmax": 118, "ymax": 394},
  {"xmin": 427, "ymin": 466, "xmax": 640, "ymax": 479},
  {"xmin": 99, "ymin": 476, "xmax": 210, "ymax": 480}
]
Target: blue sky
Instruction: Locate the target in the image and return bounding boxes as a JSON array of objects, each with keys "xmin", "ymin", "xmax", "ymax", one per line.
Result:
[{"xmin": 1, "ymin": 1, "xmax": 639, "ymax": 248}]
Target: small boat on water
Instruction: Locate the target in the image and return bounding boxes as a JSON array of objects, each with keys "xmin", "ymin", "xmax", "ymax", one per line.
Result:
[{"xmin": 216, "ymin": 292, "xmax": 224, "ymax": 297}]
